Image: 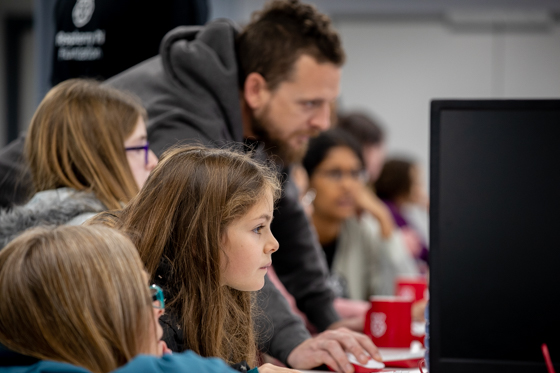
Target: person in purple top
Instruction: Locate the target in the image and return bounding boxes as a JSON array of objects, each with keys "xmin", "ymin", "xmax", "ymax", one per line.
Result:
[{"xmin": 374, "ymin": 158, "xmax": 429, "ymax": 266}]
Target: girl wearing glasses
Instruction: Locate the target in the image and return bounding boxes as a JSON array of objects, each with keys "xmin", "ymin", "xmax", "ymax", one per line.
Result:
[
  {"xmin": 0, "ymin": 225, "xmax": 236, "ymax": 373},
  {"xmin": 92, "ymin": 145, "xmax": 302, "ymax": 373},
  {"xmin": 0, "ymin": 79, "xmax": 157, "ymax": 248},
  {"xmin": 302, "ymin": 129, "xmax": 417, "ymax": 304}
]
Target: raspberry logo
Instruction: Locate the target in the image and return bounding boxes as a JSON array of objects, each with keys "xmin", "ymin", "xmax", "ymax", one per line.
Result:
[
  {"xmin": 72, "ymin": 0, "xmax": 95, "ymax": 28},
  {"xmin": 398, "ymin": 285, "xmax": 416, "ymax": 301},
  {"xmin": 371, "ymin": 312, "xmax": 387, "ymax": 338}
]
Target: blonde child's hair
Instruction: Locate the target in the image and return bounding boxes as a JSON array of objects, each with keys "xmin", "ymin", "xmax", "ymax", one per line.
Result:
[
  {"xmin": 25, "ymin": 79, "xmax": 145, "ymax": 209},
  {"xmin": 0, "ymin": 225, "xmax": 154, "ymax": 373}
]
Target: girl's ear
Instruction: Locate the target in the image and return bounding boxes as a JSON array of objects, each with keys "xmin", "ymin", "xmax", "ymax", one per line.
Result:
[{"xmin": 243, "ymin": 73, "xmax": 271, "ymax": 111}]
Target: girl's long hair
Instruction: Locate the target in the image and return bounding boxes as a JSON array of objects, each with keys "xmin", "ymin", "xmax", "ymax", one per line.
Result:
[
  {"xmin": 24, "ymin": 79, "xmax": 145, "ymax": 209},
  {"xmin": 0, "ymin": 225, "xmax": 154, "ymax": 373},
  {"xmin": 109, "ymin": 145, "xmax": 281, "ymax": 366}
]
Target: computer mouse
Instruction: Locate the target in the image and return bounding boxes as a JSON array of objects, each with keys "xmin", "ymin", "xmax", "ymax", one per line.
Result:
[{"xmin": 329, "ymin": 353, "xmax": 385, "ymax": 372}]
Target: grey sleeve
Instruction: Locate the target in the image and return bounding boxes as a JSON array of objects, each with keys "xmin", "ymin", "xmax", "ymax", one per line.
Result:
[
  {"xmin": 255, "ymin": 276, "xmax": 311, "ymax": 365},
  {"xmin": 270, "ymin": 174, "xmax": 340, "ymax": 331}
]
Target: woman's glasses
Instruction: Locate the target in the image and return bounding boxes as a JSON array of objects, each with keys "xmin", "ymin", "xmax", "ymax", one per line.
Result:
[
  {"xmin": 125, "ymin": 142, "xmax": 150, "ymax": 166},
  {"xmin": 150, "ymin": 284, "xmax": 165, "ymax": 310},
  {"xmin": 315, "ymin": 168, "xmax": 367, "ymax": 183}
]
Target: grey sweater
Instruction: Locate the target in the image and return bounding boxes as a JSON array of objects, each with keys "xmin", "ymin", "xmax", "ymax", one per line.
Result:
[{"xmin": 108, "ymin": 19, "xmax": 339, "ymax": 363}]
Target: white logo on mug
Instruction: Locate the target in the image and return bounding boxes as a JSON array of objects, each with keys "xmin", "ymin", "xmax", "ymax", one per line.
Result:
[
  {"xmin": 72, "ymin": 0, "xmax": 95, "ymax": 28},
  {"xmin": 371, "ymin": 312, "xmax": 387, "ymax": 338},
  {"xmin": 398, "ymin": 285, "xmax": 416, "ymax": 301}
]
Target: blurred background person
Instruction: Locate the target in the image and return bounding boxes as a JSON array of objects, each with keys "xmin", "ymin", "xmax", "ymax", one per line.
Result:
[
  {"xmin": 337, "ymin": 112, "xmax": 429, "ymax": 272},
  {"xmin": 337, "ymin": 112, "xmax": 385, "ymax": 184},
  {"xmin": 375, "ymin": 158, "xmax": 429, "ymax": 269},
  {"xmin": 303, "ymin": 128, "xmax": 418, "ymax": 301},
  {"xmin": 337, "ymin": 112, "xmax": 394, "ymax": 240}
]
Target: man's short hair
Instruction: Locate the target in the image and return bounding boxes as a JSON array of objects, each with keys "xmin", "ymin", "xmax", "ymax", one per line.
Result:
[
  {"xmin": 337, "ymin": 112, "xmax": 385, "ymax": 147},
  {"xmin": 236, "ymin": 0, "xmax": 345, "ymax": 90}
]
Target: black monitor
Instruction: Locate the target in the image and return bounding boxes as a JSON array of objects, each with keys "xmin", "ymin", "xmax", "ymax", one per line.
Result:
[{"xmin": 429, "ymin": 100, "xmax": 560, "ymax": 373}]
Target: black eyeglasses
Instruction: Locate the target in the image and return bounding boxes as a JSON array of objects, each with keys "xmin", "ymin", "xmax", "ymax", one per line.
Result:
[{"xmin": 125, "ymin": 142, "xmax": 150, "ymax": 166}]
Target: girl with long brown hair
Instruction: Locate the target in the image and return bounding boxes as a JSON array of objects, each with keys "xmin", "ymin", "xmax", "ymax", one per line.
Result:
[
  {"xmin": 0, "ymin": 225, "xmax": 237, "ymax": 373},
  {"xmin": 93, "ymin": 145, "xmax": 300, "ymax": 373},
  {"xmin": 0, "ymin": 79, "xmax": 157, "ymax": 247}
]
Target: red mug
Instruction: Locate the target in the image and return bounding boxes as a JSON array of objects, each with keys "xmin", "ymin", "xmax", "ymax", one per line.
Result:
[
  {"xmin": 364, "ymin": 296, "xmax": 413, "ymax": 348},
  {"xmin": 395, "ymin": 276, "xmax": 428, "ymax": 302}
]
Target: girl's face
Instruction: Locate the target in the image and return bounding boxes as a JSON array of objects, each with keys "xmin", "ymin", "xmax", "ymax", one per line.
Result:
[
  {"xmin": 124, "ymin": 117, "xmax": 158, "ymax": 189},
  {"xmin": 309, "ymin": 146, "xmax": 364, "ymax": 222},
  {"xmin": 220, "ymin": 189, "xmax": 279, "ymax": 291}
]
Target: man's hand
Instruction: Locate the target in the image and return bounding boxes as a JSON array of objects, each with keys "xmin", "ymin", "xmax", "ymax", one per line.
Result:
[{"xmin": 286, "ymin": 327, "xmax": 381, "ymax": 373}]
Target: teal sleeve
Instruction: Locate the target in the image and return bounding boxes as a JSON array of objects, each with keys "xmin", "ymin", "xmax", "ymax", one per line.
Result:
[{"xmin": 113, "ymin": 351, "xmax": 237, "ymax": 373}]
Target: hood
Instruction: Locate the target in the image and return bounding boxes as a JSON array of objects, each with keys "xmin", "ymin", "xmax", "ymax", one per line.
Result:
[
  {"xmin": 0, "ymin": 188, "xmax": 106, "ymax": 249},
  {"xmin": 159, "ymin": 19, "xmax": 244, "ymax": 143}
]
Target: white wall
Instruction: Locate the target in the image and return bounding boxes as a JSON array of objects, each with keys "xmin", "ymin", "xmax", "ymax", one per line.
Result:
[{"xmin": 335, "ymin": 17, "xmax": 560, "ymax": 185}]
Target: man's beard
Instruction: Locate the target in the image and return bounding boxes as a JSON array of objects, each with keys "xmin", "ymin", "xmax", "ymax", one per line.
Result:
[{"xmin": 250, "ymin": 108, "xmax": 320, "ymax": 166}]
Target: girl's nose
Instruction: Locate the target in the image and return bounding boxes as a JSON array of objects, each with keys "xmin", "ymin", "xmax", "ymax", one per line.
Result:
[{"xmin": 266, "ymin": 234, "xmax": 279, "ymax": 254}]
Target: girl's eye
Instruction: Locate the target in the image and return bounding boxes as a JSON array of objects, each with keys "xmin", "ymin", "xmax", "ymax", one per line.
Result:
[{"xmin": 253, "ymin": 225, "xmax": 264, "ymax": 234}]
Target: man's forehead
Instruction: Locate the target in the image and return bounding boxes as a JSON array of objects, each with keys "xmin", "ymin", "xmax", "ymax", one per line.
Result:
[{"xmin": 275, "ymin": 54, "xmax": 341, "ymax": 96}]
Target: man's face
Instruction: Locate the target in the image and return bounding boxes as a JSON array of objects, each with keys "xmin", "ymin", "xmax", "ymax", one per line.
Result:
[{"xmin": 250, "ymin": 54, "xmax": 341, "ymax": 165}]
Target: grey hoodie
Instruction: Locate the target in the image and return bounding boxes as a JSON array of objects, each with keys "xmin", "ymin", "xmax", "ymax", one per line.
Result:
[
  {"xmin": 108, "ymin": 19, "xmax": 340, "ymax": 363},
  {"xmin": 0, "ymin": 188, "xmax": 105, "ymax": 249}
]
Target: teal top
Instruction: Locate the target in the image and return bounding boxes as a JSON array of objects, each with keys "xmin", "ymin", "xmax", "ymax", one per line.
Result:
[{"xmin": 2, "ymin": 351, "xmax": 237, "ymax": 373}]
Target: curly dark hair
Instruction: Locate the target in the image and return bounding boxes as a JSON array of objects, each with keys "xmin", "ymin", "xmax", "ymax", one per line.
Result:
[{"xmin": 236, "ymin": 0, "xmax": 345, "ymax": 90}]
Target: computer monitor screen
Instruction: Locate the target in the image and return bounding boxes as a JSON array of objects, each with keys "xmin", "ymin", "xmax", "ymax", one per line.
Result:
[{"xmin": 430, "ymin": 100, "xmax": 560, "ymax": 373}]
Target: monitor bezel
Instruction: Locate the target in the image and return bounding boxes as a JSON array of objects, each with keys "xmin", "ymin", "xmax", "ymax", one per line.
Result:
[{"xmin": 429, "ymin": 99, "xmax": 560, "ymax": 373}]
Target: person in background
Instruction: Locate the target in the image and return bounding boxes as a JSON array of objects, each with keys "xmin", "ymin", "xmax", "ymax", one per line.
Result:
[
  {"xmin": 0, "ymin": 79, "xmax": 157, "ymax": 248},
  {"xmin": 375, "ymin": 158, "xmax": 429, "ymax": 267},
  {"xmin": 91, "ymin": 145, "xmax": 380, "ymax": 372},
  {"xmin": 337, "ymin": 112, "xmax": 428, "ymax": 269},
  {"xmin": 0, "ymin": 224, "xmax": 239, "ymax": 373},
  {"xmin": 303, "ymin": 129, "xmax": 418, "ymax": 301},
  {"xmin": 337, "ymin": 113, "xmax": 386, "ymax": 184},
  {"xmin": 336, "ymin": 113, "xmax": 394, "ymax": 240}
]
